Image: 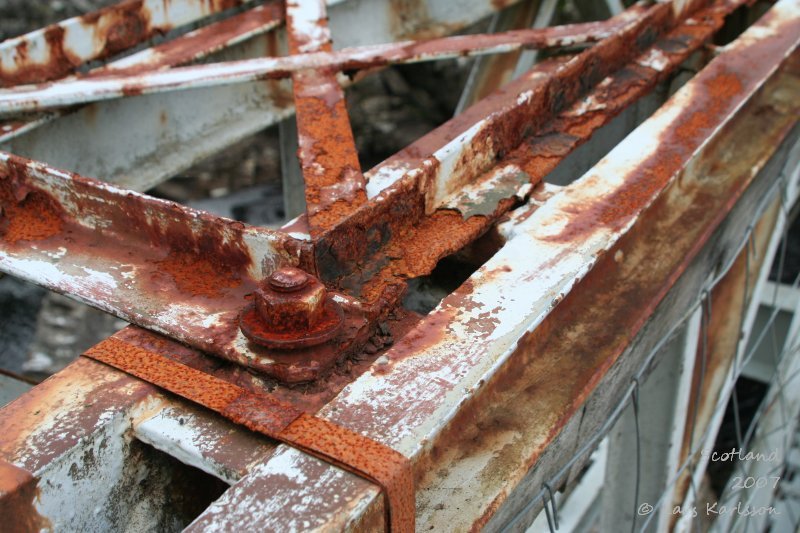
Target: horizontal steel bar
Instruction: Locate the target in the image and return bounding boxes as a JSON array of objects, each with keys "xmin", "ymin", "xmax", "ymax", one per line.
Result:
[
  {"xmin": 0, "ymin": 12, "xmax": 642, "ymax": 116},
  {"xmin": 0, "ymin": 0, "xmax": 259, "ymax": 86}
]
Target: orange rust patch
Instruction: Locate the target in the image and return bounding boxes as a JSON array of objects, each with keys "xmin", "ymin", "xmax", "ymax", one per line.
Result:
[
  {"xmin": 678, "ymin": 71, "xmax": 743, "ymax": 133},
  {"xmin": 293, "ymin": 68, "xmax": 366, "ymax": 236},
  {"xmin": 357, "ymin": 204, "xmax": 516, "ymax": 304},
  {"xmin": 85, "ymin": 337, "xmax": 414, "ymax": 532},
  {"xmin": 0, "ymin": 26, "xmax": 82, "ymax": 87},
  {"xmin": 285, "ymin": 0, "xmax": 367, "ymax": 238},
  {"xmin": 0, "ymin": 177, "xmax": 64, "ymax": 243},
  {"xmin": 91, "ymin": 3, "xmax": 284, "ymax": 78},
  {"xmin": 153, "ymin": 250, "xmax": 242, "ymax": 298},
  {"xmin": 85, "ymin": 338, "xmax": 244, "ymax": 413},
  {"xmin": 544, "ymin": 68, "xmax": 748, "ymax": 244},
  {"xmin": 373, "ymin": 308, "xmax": 454, "ymax": 375},
  {"xmin": 0, "ymin": 459, "xmax": 50, "ymax": 533},
  {"xmin": 605, "ymin": 71, "xmax": 742, "ymax": 218},
  {"xmin": 0, "ymin": 193, "xmax": 64, "ymax": 244}
]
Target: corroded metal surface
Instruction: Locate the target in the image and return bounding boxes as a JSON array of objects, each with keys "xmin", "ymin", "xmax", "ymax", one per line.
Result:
[
  {"xmin": 317, "ymin": 0, "xmax": 751, "ymax": 301},
  {"xmin": 85, "ymin": 336, "xmax": 414, "ymax": 532},
  {"xmin": 0, "ymin": 14, "xmax": 639, "ymax": 115},
  {"xmin": 286, "ymin": 0, "xmax": 367, "ymax": 237},
  {"xmin": 0, "ymin": 0, "xmax": 741, "ymax": 378},
  {"xmin": 0, "ymin": 458, "xmax": 48, "ymax": 533},
  {"xmin": 182, "ymin": 2, "xmax": 798, "ymax": 529},
  {"xmin": 0, "ymin": 0, "xmax": 255, "ymax": 87},
  {"xmin": 0, "ymin": 0, "xmax": 797, "ymax": 530}
]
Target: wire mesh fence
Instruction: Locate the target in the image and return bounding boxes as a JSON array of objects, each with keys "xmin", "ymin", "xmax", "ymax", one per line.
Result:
[{"xmin": 516, "ymin": 161, "xmax": 800, "ymax": 532}]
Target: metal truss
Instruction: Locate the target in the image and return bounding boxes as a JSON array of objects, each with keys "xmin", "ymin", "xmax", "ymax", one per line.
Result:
[{"xmin": 0, "ymin": 0, "xmax": 798, "ymax": 530}]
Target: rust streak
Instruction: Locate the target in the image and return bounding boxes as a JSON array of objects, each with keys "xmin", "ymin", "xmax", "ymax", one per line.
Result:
[
  {"xmin": 286, "ymin": 0, "xmax": 367, "ymax": 238},
  {"xmin": 0, "ymin": 459, "xmax": 50, "ymax": 533},
  {"xmin": 91, "ymin": 3, "xmax": 285, "ymax": 77}
]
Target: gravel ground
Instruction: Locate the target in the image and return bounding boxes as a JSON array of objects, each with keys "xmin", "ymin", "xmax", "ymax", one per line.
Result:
[{"xmin": 0, "ymin": 276, "xmax": 44, "ymax": 374}]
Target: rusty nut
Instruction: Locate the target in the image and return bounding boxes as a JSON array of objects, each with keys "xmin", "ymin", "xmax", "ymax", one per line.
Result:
[{"xmin": 255, "ymin": 267, "xmax": 327, "ymax": 331}]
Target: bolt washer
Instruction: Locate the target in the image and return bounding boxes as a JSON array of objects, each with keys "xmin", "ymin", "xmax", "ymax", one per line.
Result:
[{"xmin": 239, "ymin": 297, "xmax": 344, "ymax": 350}]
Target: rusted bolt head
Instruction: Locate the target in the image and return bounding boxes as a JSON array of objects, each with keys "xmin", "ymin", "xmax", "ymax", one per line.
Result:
[
  {"xmin": 268, "ymin": 267, "xmax": 309, "ymax": 292},
  {"xmin": 255, "ymin": 267, "xmax": 326, "ymax": 331},
  {"xmin": 241, "ymin": 267, "xmax": 345, "ymax": 350}
]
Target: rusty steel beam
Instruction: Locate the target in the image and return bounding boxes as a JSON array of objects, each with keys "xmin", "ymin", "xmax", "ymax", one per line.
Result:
[
  {"xmin": 91, "ymin": 3, "xmax": 285, "ymax": 77},
  {"xmin": 0, "ymin": 0, "xmax": 797, "ymax": 530},
  {"xmin": 177, "ymin": 3, "xmax": 797, "ymax": 530},
  {"xmin": 0, "ymin": 0, "xmax": 753, "ymax": 380},
  {"xmin": 0, "ymin": 0, "xmax": 258, "ymax": 87},
  {"xmin": 286, "ymin": 0, "xmax": 367, "ymax": 238},
  {"xmin": 0, "ymin": 11, "xmax": 644, "ymax": 117},
  {"xmin": 316, "ymin": 0, "xmax": 747, "ymax": 301},
  {"xmin": 0, "ymin": 319, "xmax": 421, "ymax": 529}
]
